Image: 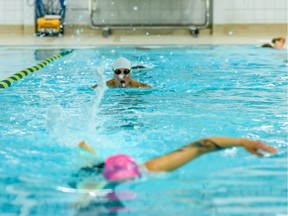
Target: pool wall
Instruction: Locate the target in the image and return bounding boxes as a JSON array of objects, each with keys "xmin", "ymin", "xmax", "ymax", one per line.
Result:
[{"xmin": 0, "ymin": 0, "xmax": 286, "ymax": 46}]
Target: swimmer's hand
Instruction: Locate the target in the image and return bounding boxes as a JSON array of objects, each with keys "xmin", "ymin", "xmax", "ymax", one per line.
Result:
[
  {"xmin": 240, "ymin": 139, "xmax": 277, "ymax": 156},
  {"xmin": 79, "ymin": 141, "xmax": 97, "ymax": 155}
]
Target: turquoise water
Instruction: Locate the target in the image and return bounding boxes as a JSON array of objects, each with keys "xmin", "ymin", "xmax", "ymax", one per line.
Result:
[{"xmin": 0, "ymin": 46, "xmax": 287, "ymax": 215}]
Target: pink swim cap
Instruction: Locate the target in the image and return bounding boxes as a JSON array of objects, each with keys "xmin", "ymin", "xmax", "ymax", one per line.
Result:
[{"xmin": 103, "ymin": 154, "xmax": 140, "ymax": 181}]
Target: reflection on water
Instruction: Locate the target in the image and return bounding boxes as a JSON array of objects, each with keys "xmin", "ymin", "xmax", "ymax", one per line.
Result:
[
  {"xmin": 102, "ymin": 90, "xmax": 153, "ymax": 130},
  {"xmin": 34, "ymin": 49, "xmax": 66, "ymax": 61}
]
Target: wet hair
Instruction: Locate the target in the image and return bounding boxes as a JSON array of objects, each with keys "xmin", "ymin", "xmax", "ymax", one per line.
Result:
[
  {"xmin": 272, "ymin": 37, "xmax": 286, "ymax": 44},
  {"xmin": 262, "ymin": 43, "xmax": 273, "ymax": 48}
]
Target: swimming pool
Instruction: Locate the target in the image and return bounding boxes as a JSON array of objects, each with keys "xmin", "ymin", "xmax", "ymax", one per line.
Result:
[{"xmin": 0, "ymin": 45, "xmax": 287, "ymax": 215}]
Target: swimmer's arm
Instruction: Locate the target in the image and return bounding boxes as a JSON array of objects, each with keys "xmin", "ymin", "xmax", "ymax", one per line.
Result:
[
  {"xmin": 91, "ymin": 79, "xmax": 114, "ymax": 88},
  {"xmin": 144, "ymin": 137, "xmax": 277, "ymax": 172}
]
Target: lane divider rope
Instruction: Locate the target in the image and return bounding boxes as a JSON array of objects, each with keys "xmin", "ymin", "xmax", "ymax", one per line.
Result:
[{"xmin": 0, "ymin": 49, "xmax": 73, "ymax": 90}]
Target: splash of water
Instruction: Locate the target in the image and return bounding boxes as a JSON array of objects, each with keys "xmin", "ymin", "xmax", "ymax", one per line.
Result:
[
  {"xmin": 86, "ymin": 67, "xmax": 108, "ymax": 134},
  {"xmin": 46, "ymin": 67, "xmax": 107, "ymax": 147}
]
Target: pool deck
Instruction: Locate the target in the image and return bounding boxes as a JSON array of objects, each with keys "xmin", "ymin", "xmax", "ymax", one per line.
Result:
[
  {"xmin": 0, "ymin": 25, "xmax": 287, "ymax": 47},
  {"xmin": 0, "ymin": 34, "xmax": 280, "ymax": 48},
  {"xmin": 0, "ymin": 34, "xmax": 275, "ymax": 47}
]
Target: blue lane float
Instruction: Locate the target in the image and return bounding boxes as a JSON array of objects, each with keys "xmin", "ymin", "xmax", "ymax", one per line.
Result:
[{"xmin": 0, "ymin": 49, "xmax": 73, "ymax": 90}]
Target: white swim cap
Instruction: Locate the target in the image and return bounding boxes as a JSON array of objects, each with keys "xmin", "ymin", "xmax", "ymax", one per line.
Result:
[{"xmin": 113, "ymin": 57, "xmax": 131, "ymax": 70}]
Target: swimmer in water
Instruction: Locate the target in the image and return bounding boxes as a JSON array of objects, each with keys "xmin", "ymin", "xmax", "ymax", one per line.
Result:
[
  {"xmin": 272, "ymin": 37, "xmax": 286, "ymax": 49},
  {"xmin": 262, "ymin": 37, "xmax": 286, "ymax": 49},
  {"xmin": 79, "ymin": 137, "xmax": 277, "ymax": 176},
  {"xmin": 92, "ymin": 57, "xmax": 152, "ymax": 89},
  {"xmin": 72, "ymin": 137, "xmax": 277, "ymax": 213}
]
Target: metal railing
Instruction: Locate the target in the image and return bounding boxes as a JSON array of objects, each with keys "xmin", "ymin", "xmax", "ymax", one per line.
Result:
[{"xmin": 88, "ymin": 0, "xmax": 210, "ymax": 37}]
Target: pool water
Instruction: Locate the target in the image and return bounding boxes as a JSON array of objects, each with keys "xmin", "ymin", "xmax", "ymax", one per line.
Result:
[{"xmin": 0, "ymin": 45, "xmax": 287, "ymax": 215}]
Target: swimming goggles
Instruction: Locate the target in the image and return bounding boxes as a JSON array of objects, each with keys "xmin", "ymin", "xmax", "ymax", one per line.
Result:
[{"xmin": 114, "ymin": 69, "xmax": 131, "ymax": 75}]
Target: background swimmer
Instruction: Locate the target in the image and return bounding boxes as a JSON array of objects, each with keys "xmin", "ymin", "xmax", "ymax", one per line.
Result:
[
  {"xmin": 92, "ymin": 57, "xmax": 152, "ymax": 88},
  {"xmin": 272, "ymin": 37, "xmax": 286, "ymax": 49},
  {"xmin": 262, "ymin": 37, "xmax": 286, "ymax": 49}
]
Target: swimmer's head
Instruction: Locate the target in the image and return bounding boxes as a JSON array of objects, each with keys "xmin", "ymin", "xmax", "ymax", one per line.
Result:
[
  {"xmin": 113, "ymin": 57, "xmax": 131, "ymax": 70},
  {"xmin": 272, "ymin": 37, "xmax": 286, "ymax": 44},
  {"xmin": 112, "ymin": 57, "xmax": 132, "ymax": 87},
  {"xmin": 103, "ymin": 154, "xmax": 140, "ymax": 181},
  {"xmin": 272, "ymin": 37, "xmax": 286, "ymax": 49}
]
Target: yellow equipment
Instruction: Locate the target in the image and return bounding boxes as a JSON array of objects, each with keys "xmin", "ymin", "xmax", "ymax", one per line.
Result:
[{"xmin": 36, "ymin": 15, "xmax": 61, "ymax": 34}]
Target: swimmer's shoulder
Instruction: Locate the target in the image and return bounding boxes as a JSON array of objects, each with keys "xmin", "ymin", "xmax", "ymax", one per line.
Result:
[
  {"xmin": 91, "ymin": 79, "xmax": 115, "ymax": 88},
  {"xmin": 130, "ymin": 80, "xmax": 153, "ymax": 88},
  {"xmin": 106, "ymin": 79, "xmax": 115, "ymax": 87}
]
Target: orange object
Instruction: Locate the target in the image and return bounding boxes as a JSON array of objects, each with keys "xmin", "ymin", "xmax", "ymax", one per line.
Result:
[{"xmin": 37, "ymin": 17, "xmax": 61, "ymax": 33}]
